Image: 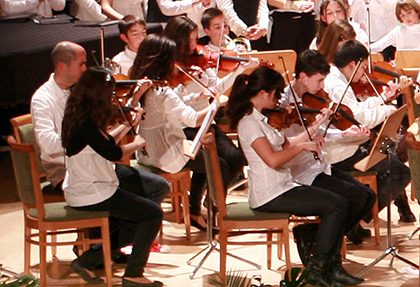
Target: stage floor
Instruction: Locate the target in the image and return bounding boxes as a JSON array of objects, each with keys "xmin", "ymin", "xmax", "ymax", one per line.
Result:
[{"xmin": 0, "ymin": 149, "xmax": 419, "ymax": 287}]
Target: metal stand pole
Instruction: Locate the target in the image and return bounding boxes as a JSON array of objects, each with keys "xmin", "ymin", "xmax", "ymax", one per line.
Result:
[
  {"xmin": 356, "ymin": 137, "xmax": 419, "ymax": 276},
  {"xmin": 186, "ymin": 195, "xmax": 261, "ymax": 279}
]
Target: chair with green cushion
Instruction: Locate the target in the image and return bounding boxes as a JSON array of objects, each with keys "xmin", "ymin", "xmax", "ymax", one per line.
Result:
[
  {"xmin": 10, "ymin": 114, "xmax": 63, "ymax": 203},
  {"xmin": 200, "ymin": 132, "xmax": 291, "ymax": 280},
  {"xmin": 7, "ymin": 134, "xmax": 113, "ymax": 287}
]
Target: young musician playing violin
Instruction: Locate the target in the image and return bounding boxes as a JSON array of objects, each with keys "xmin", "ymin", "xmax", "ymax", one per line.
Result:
[
  {"xmin": 130, "ymin": 34, "xmax": 230, "ymax": 233},
  {"xmin": 279, "ymin": 49, "xmax": 376, "ymax": 250},
  {"xmin": 201, "ymin": 7, "xmax": 231, "ymax": 51},
  {"xmin": 62, "ymin": 67, "xmax": 164, "ymax": 287},
  {"xmin": 225, "ymin": 65, "xmax": 364, "ymax": 287},
  {"xmin": 162, "ymin": 16, "xmax": 258, "ymax": 231},
  {"xmin": 112, "ymin": 15, "xmax": 147, "ymax": 76},
  {"xmin": 323, "ymin": 39, "xmax": 416, "ymax": 223}
]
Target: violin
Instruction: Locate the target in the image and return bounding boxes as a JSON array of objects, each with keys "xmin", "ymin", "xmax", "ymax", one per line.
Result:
[
  {"xmin": 263, "ymin": 104, "xmax": 320, "ymax": 131},
  {"xmin": 186, "ymin": 44, "xmax": 275, "ymax": 73},
  {"xmin": 302, "ymin": 90, "xmax": 365, "ymax": 131}
]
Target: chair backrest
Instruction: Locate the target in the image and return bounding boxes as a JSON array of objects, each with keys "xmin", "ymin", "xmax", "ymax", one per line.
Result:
[
  {"xmin": 201, "ymin": 133, "xmax": 227, "ymax": 218},
  {"xmin": 10, "ymin": 114, "xmax": 46, "ymax": 177},
  {"xmin": 7, "ymin": 135, "xmax": 47, "ymax": 219},
  {"xmin": 395, "ymin": 50, "xmax": 420, "ymax": 77}
]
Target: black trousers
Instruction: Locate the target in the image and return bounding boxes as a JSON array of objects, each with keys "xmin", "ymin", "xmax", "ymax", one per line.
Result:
[
  {"xmin": 255, "ymin": 184, "xmax": 348, "ymax": 257},
  {"xmin": 74, "ymin": 188, "xmax": 163, "ymax": 278},
  {"xmin": 184, "ymin": 124, "xmax": 247, "ymax": 215},
  {"xmin": 333, "ymin": 141, "xmax": 411, "ymax": 213},
  {"xmin": 269, "ymin": 11, "xmax": 316, "ymax": 55}
]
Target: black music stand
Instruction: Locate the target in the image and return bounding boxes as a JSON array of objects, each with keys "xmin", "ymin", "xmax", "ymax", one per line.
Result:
[{"xmin": 354, "ymin": 105, "xmax": 419, "ymax": 276}]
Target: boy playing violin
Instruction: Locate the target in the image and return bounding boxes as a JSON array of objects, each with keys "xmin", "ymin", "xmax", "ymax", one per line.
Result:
[
  {"xmin": 322, "ymin": 39, "xmax": 416, "ymax": 224},
  {"xmin": 278, "ymin": 50, "xmax": 376, "ymax": 256},
  {"xmin": 112, "ymin": 15, "xmax": 147, "ymax": 76}
]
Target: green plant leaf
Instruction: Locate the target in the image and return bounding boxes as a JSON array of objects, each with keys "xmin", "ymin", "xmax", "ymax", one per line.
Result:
[{"xmin": 280, "ymin": 267, "xmax": 309, "ymax": 287}]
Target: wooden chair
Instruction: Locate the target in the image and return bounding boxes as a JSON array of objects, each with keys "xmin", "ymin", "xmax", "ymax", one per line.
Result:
[
  {"xmin": 130, "ymin": 160, "xmax": 192, "ymax": 240},
  {"xmin": 7, "ymin": 134, "xmax": 113, "ymax": 287},
  {"xmin": 201, "ymin": 132, "xmax": 291, "ymax": 279},
  {"xmin": 9, "ymin": 114, "xmax": 63, "ymax": 203},
  {"xmin": 346, "ymin": 170, "xmax": 381, "ymax": 245}
]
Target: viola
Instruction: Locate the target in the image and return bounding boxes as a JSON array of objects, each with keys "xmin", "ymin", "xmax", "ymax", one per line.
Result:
[
  {"xmin": 186, "ymin": 44, "xmax": 275, "ymax": 73},
  {"xmin": 263, "ymin": 104, "xmax": 320, "ymax": 131}
]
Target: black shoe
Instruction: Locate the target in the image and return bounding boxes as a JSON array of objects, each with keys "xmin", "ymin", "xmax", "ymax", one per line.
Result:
[
  {"xmin": 122, "ymin": 278, "xmax": 163, "ymax": 287},
  {"xmin": 306, "ymin": 256, "xmax": 344, "ymax": 287},
  {"xmin": 355, "ymin": 224, "xmax": 371, "ymax": 238},
  {"xmin": 190, "ymin": 216, "xmax": 219, "ymax": 235},
  {"xmin": 330, "ymin": 266, "xmax": 364, "ymax": 286},
  {"xmin": 398, "ymin": 209, "xmax": 416, "ymax": 222},
  {"xmin": 346, "ymin": 227, "xmax": 363, "ymax": 245},
  {"xmin": 70, "ymin": 259, "xmax": 104, "ymax": 284}
]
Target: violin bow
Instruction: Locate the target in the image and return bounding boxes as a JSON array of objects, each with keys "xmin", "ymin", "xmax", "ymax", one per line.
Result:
[
  {"xmin": 279, "ymin": 56, "xmax": 320, "ymax": 160},
  {"xmin": 323, "ymin": 59, "xmax": 364, "ymax": 137}
]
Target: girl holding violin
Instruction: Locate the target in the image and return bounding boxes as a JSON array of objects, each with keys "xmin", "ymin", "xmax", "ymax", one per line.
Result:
[
  {"xmin": 323, "ymin": 39, "xmax": 416, "ymax": 222},
  {"xmin": 225, "ymin": 65, "xmax": 364, "ymax": 287},
  {"xmin": 61, "ymin": 67, "xmax": 164, "ymax": 287},
  {"xmin": 130, "ymin": 33, "xmax": 230, "ymax": 232},
  {"xmin": 278, "ymin": 50, "xmax": 376, "ymax": 249},
  {"xmin": 163, "ymin": 15, "xmax": 258, "ymax": 230}
]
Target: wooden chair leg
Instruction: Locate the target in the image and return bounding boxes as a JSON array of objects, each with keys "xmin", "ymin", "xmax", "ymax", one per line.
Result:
[
  {"xmin": 267, "ymin": 233, "xmax": 272, "ymax": 269},
  {"xmin": 370, "ymin": 179, "xmax": 381, "ymax": 245},
  {"xmin": 101, "ymin": 220, "xmax": 113, "ymax": 287},
  {"xmin": 39, "ymin": 230, "xmax": 48, "ymax": 287},
  {"xmin": 24, "ymin": 226, "xmax": 31, "ymax": 276}
]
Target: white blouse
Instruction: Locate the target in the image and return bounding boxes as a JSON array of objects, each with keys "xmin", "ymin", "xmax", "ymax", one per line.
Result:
[
  {"xmin": 137, "ymin": 86, "xmax": 198, "ymax": 173},
  {"xmin": 238, "ymin": 108, "xmax": 300, "ymax": 209}
]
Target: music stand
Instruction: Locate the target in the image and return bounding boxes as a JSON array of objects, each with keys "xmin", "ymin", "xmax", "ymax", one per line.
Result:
[{"xmin": 354, "ymin": 105, "xmax": 419, "ymax": 276}]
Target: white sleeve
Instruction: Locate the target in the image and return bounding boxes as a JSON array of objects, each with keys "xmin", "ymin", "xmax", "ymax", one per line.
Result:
[
  {"xmin": 1, "ymin": 0, "xmax": 38, "ymax": 15},
  {"xmin": 257, "ymin": 0, "xmax": 269, "ymax": 30},
  {"xmin": 216, "ymin": 0, "xmax": 247, "ymax": 36},
  {"xmin": 163, "ymin": 88, "xmax": 199, "ymax": 127},
  {"xmin": 31, "ymin": 94, "xmax": 64, "ymax": 157},
  {"xmin": 74, "ymin": 0, "xmax": 107, "ymax": 21},
  {"xmin": 370, "ymin": 26, "xmax": 399, "ymax": 52},
  {"xmin": 157, "ymin": 0, "xmax": 194, "ymax": 15},
  {"xmin": 48, "ymin": 0, "xmax": 65, "ymax": 11}
]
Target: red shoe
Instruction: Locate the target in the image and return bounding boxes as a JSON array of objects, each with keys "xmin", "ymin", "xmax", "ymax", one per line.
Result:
[{"xmin": 150, "ymin": 241, "xmax": 170, "ymax": 253}]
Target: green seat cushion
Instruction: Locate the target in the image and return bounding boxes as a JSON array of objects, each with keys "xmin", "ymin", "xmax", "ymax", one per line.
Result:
[
  {"xmin": 29, "ymin": 202, "xmax": 109, "ymax": 222},
  {"xmin": 224, "ymin": 202, "xmax": 291, "ymax": 221}
]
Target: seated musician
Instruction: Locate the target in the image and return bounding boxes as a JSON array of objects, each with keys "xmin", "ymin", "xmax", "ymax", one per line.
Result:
[
  {"xmin": 0, "ymin": 0, "xmax": 65, "ymax": 17},
  {"xmin": 162, "ymin": 15, "xmax": 258, "ymax": 231},
  {"xmin": 69, "ymin": 0, "xmax": 107, "ymax": 21},
  {"xmin": 30, "ymin": 41, "xmax": 170, "ymax": 269},
  {"xmin": 112, "ymin": 15, "xmax": 147, "ymax": 76},
  {"xmin": 130, "ymin": 34, "xmax": 226, "ymax": 233},
  {"xmin": 278, "ymin": 49, "xmax": 376, "ymax": 247},
  {"xmin": 310, "ymin": 0, "xmax": 368, "ymax": 50},
  {"xmin": 62, "ymin": 67, "xmax": 164, "ymax": 287},
  {"xmin": 322, "ymin": 40, "xmax": 416, "ymax": 225},
  {"xmin": 225, "ymin": 65, "xmax": 365, "ymax": 287},
  {"xmin": 101, "ymin": 0, "xmax": 146, "ymax": 20},
  {"xmin": 370, "ymin": 0, "xmax": 420, "ymax": 53}
]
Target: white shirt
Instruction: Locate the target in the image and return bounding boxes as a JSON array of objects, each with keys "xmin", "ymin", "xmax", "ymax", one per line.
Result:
[
  {"xmin": 238, "ymin": 108, "xmax": 300, "ymax": 209},
  {"xmin": 0, "ymin": 0, "xmax": 65, "ymax": 16},
  {"xmin": 112, "ymin": 46, "xmax": 137, "ymax": 76},
  {"xmin": 69, "ymin": 0, "xmax": 107, "ymax": 21},
  {"xmin": 63, "ymin": 145, "xmax": 118, "ymax": 206},
  {"xmin": 138, "ymin": 86, "xmax": 198, "ymax": 173},
  {"xmin": 216, "ymin": 0, "xmax": 270, "ymax": 36},
  {"xmin": 322, "ymin": 65, "xmax": 394, "ymax": 163},
  {"xmin": 309, "ymin": 21, "xmax": 368, "ymax": 49},
  {"xmin": 279, "ymin": 85, "xmax": 333, "ymax": 185},
  {"xmin": 112, "ymin": 0, "xmax": 145, "ymax": 19},
  {"xmin": 370, "ymin": 23, "xmax": 420, "ymax": 52},
  {"xmin": 30, "ymin": 74, "xmax": 68, "ymax": 187}
]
